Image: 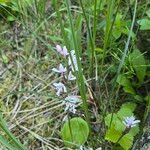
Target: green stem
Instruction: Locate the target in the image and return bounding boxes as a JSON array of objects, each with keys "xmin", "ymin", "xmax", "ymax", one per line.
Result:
[
  {"xmin": 65, "ymin": 0, "xmax": 90, "ymax": 126},
  {"xmin": 79, "ymin": 0, "xmax": 95, "ymax": 78},
  {"xmin": 54, "ymin": 0, "xmax": 68, "ymax": 47},
  {"xmin": 0, "ymin": 114, "xmax": 26, "ymax": 150}
]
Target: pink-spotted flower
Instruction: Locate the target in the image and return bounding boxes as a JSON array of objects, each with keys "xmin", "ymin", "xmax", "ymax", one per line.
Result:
[
  {"xmin": 63, "ymin": 95, "xmax": 80, "ymax": 114},
  {"xmin": 52, "ymin": 63, "xmax": 66, "ymax": 75},
  {"xmin": 56, "ymin": 45, "xmax": 69, "ymax": 57},
  {"xmin": 53, "ymin": 82, "xmax": 67, "ymax": 96},
  {"xmin": 123, "ymin": 116, "xmax": 140, "ymax": 128}
]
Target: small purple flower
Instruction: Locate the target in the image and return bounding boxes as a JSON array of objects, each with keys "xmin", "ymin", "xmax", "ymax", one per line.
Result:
[
  {"xmin": 53, "ymin": 82, "xmax": 67, "ymax": 96},
  {"xmin": 66, "ymin": 71, "xmax": 76, "ymax": 81},
  {"xmin": 123, "ymin": 116, "xmax": 140, "ymax": 128},
  {"xmin": 56, "ymin": 45, "xmax": 69, "ymax": 57},
  {"xmin": 52, "ymin": 63, "xmax": 67, "ymax": 74}
]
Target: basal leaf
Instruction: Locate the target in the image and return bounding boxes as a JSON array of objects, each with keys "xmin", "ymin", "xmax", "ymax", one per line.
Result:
[
  {"xmin": 105, "ymin": 127, "xmax": 122, "ymax": 143},
  {"xmin": 119, "ymin": 133, "xmax": 133, "ymax": 150},
  {"xmin": 61, "ymin": 117, "xmax": 89, "ymax": 148},
  {"xmin": 120, "ymin": 103, "xmax": 136, "ymax": 112},
  {"xmin": 105, "ymin": 113, "xmax": 117, "ymax": 127},
  {"xmin": 117, "ymin": 108, "xmax": 133, "ymax": 120},
  {"xmin": 129, "ymin": 126, "xmax": 140, "ymax": 137}
]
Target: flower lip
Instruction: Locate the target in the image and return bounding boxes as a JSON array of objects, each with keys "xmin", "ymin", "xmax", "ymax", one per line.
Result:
[
  {"xmin": 52, "ymin": 63, "xmax": 67, "ymax": 74},
  {"xmin": 66, "ymin": 71, "xmax": 76, "ymax": 81},
  {"xmin": 123, "ymin": 116, "xmax": 140, "ymax": 128}
]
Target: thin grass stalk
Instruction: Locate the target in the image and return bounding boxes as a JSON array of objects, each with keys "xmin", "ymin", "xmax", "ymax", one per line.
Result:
[
  {"xmin": 54, "ymin": 0, "xmax": 68, "ymax": 47},
  {"xmin": 117, "ymin": 0, "xmax": 137, "ymax": 75},
  {"xmin": 0, "ymin": 135, "xmax": 16, "ymax": 150},
  {"xmin": 79, "ymin": 0, "xmax": 95, "ymax": 77},
  {"xmin": 102, "ymin": 0, "xmax": 115, "ymax": 62},
  {"xmin": 0, "ymin": 114, "xmax": 26, "ymax": 150},
  {"xmin": 65, "ymin": 0, "xmax": 90, "ymax": 125},
  {"xmin": 93, "ymin": 0, "xmax": 97, "ymax": 43}
]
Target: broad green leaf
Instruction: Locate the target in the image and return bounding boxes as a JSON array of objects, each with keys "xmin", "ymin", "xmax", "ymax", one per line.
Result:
[
  {"xmin": 129, "ymin": 126, "xmax": 140, "ymax": 137},
  {"xmin": 119, "ymin": 133, "xmax": 133, "ymax": 150},
  {"xmin": 105, "ymin": 113, "xmax": 125, "ymax": 132},
  {"xmin": 117, "ymin": 74, "xmax": 135, "ymax": 94},
  {"xmin": 137, "ymin": 19, "xmax": 150, "ymax": 30},
  {"xmin": 105, "ymin": 127, "xmax": 122, "ymax": 143},
  {"xmin": 129, "ymin": 49, "xmax": 147, "ymax": 83},
  {"xmin": 120, "ymin": 103, "xmax": 136, "ymax": 112},
  {"xmin": 114, "ymin": 119, "xmax": 126, "ymax": 132},
  {"xmin": 112, "ymin": 13, "xmax": 125, "ymax": 39},
  {"xmin": 61, "ymin": 117, "xmax": 89, "ymax": 148},
  {"xmin": 117, "ymin": 102, "xmax": 136, "ymax": 119},
  {"xmin": 112, "ymin": 28, "xmax": 122, "ymax": 39},
  {"xmin": 117, "ymin": 108, "xmax": 133, "ymax": 120},
  {"xmin": 105, "ymin": 113, "xmax": 117, "ymax": 127}
]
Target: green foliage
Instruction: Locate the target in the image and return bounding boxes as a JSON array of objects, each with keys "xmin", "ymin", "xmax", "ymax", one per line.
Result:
[
  {"xmin": 105, "ymin": 102, "xmax": 139, "ymax": 150},
  {"xmin": 138, "ymin": 18, "xmax": 150, "ymax": 30},
  {"xmin": 137, "ymin": 10, "xmax": 150, "ymax": 30},
  {"xmin": 0, "ymin": 0, "xmax": 9, "ymax": 4},
  {"xmin": 0, "ymin": 0, "xmax": 34, "ymax": 21},
  {"xmin": 129, "ymin": 49, "xmax": 147, "ymax": 84},
  {"xmin": 61, "ymin": 117, "xmax": 89, "ymax": 148},
  {"xmin": 117, "ymin": 74, "xmax": 135, "ymax": 95},
  {"xmin": 117, "ymin": 48, "xmax": 147, "ymax": 98},
  {"xmin": 112, "ymin": 13, "xmax": 126, "ymax": 40},
  {"xmin": 0, "ymin": 114, "xmax": 26, "ymax": 150}
]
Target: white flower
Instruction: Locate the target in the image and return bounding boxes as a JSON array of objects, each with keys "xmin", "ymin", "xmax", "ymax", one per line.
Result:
[
  {"xmin": 68, "ymin": 50, "xmax": 78, "ymax": 71},
  {"xmin": 67, "ymin": 71, "xmax": 76, "ymax": 81},
  {"xmin": 53, "ymin": 82, "xmax": 67, "ymax": 96},
  {"xmin": 52, "ymin": 63, "xmax": 67, "ymax": 74},
  {"xmin": 63, "ymin": 95, "xmax": 80, "ymax": 114},
  {"xmin": 123, "ymin": 116, "xmax": 140, "ymax": 128},
  {"xmin": 56, "ymin": 45, "xmax": 69, "ymax": 57},
  {"xmin": 65, "ymin": 95, "xmax": 80, "ymax": 103},
  {"xmin": 64, "ymin": 102, "xmax": 77, "ymax": 114}
]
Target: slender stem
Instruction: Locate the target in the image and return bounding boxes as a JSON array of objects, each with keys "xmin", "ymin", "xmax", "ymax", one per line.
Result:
[
  {"xmin": 65, "ymin": 0, "xmax": 90, "ymax": 126},
  {"xmin": 79, "ymin": 0, "xmax": 95, "ymax": 78},
  {"xmin": 117, "ymin": 0, "xmax": 137, "ymax": 75},
  {"xmin": 54, "ymin": 0, "xmax": 68, "ymax": 47}
]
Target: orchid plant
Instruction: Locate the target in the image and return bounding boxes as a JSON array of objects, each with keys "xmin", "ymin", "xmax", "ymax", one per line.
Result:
[
  {"xmin": 53, "ymin": 45, "xmax": 90, "ymax": 149},
  {"xmin": 52, "ymin": 45, "xmax": 81, "ymax": 113}
]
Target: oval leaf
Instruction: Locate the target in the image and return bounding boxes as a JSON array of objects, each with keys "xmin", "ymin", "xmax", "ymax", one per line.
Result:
[{"xmin": 61, "ymin": 117, "xmax": 89, "ymax": 148}]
